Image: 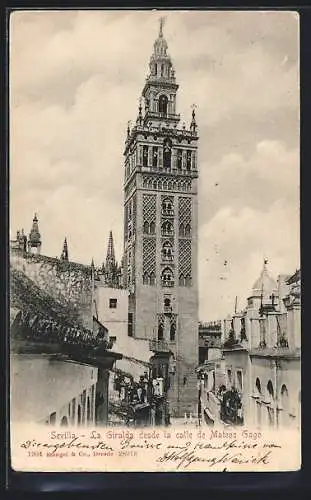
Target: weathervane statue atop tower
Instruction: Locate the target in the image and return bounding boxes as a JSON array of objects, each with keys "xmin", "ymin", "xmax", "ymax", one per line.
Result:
[{"xmin": 159, "ymin": 16, "xmax": 165, "ymax": 37}]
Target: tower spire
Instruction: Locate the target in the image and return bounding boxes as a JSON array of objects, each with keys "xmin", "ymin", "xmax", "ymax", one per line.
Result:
[
  {"xmin": 106, "ymin": 230, "xmax": 116, "ymax": 266},
  {"xmin": 28, "ymin": 213, "xmax": 41, "ymax": 254},
  {"xmin": 60, "ymin": 237, "xmax": 69, "ymax": 261},
  {"xmin": 104, "ymin": 231, "xmax": 120, "ymax": 288}
]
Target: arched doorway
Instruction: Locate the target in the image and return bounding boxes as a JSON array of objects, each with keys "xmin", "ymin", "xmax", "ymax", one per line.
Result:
[
  {"xmin": 49, "ymin": 412, "xmax": 56, "ymax": 425},
  {"xmin": 77, "ymin": 405, "xmax": 82, "ymax": 426},
  {"xmin": 60, "ymin": 416, "xmax": 68, "ymax": 427}
]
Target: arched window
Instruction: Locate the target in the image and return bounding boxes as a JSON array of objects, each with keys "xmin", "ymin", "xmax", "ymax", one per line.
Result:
[
  {"xmin": 162, "ymin": 198, "xmax": 173, "ymax": 215},
  {"xmin": 143, "ymin": 221, "xmax": 149, "ymax": 234},
  {"xmin": 152, "ymin": 146, "xmax": 158, "ymax": 168},
  {"xmin": 143, "ymin": 272, "xmax": 149, "ymax": 284},
  {"xmin": 158, "ymin": 322, "xmax": 164, "ymax": 340},
  {"xmin": 162, "ymin": 221, "xmax": 173, "ymax": 236},
  {"xmin": 150, "ymin": 272, "xmax": 155, "ymax": 285},
  {"xmin": 143, "ymin": 145, "xmax": 148, "ymax": 167},
  {"xmin": 170, "ymin": 323, "xmax": 176, "ymax": 341},
  {"xmin": 177, "ymin": 149, "xmax": 182, "ymax": 170},
  {"xmin": 159, "ymin": 95, "xmax": 168, "ymax": 116},
  {"xmin": 186, "ymin": 150, "xmax": 192, "ymax": 171},
  {"xmin": 179, "ymin": 223, "xmax": 185, "ymax": 236},
  {"xmin": 153, "ymin": 180, "xmax": 157, "ymax": 189},
  {"xmin": 179, "ymin": 273, "xmax": 185, "ymax": 286},
  {"xmin": 150, "ymin": 221, "xmax": 156, "ymax": 234},
  {"xmin": 162, "ymin": 267, "xmax": 174, "ymax": 287},
  {"xmin": 185, "ymin": 275, "xmax": 192, "ymax": 286},
  {"xmin": 185, "ymin": 224, "xmax": 191, "ymax": 237},
  {"xmin": 162, "ymin": 241, "xmax": 173, "ymax": 261},
  {"xmin": 163, "ymin": 138, "xmax": 172, "ymax": 170}
]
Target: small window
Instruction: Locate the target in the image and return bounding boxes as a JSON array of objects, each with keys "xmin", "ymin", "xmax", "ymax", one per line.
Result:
[
  {"xmin": 109, "ymin": 298, "xmax": 117, "ymax": 309},
  {"xmin": 158, "ymin": 322, "xmax": 164, "ymax": 340},
  {"xmin": 236, "ymin": 370, "xmax": 243, "ymax": 392},
  {"xmin": 227, "ymin": 369, "xmax": 232, "ymax": 387},
  {"xmin": 170, "ymin": 323, "xmax": 176, "ymax": 341},
  {"xmin": 164, "ymin": 298, "xmax": 171, "ymax": 308}
]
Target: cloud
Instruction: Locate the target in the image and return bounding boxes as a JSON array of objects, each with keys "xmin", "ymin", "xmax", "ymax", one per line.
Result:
[
  {"xmin": 9, "ymin": 10, "xmax": 300, "ymax": 320},
  {"xmin": 199, "ymin": 199, "xmax": 300, "ymax": 319}
]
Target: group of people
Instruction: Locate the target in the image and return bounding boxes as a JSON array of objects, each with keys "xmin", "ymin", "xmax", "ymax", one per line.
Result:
[
  {"xmin": 217, "ymin": 385, "xmax": 244, "ymax": 425},
  {"xmin": 115, "ymin": 373, "xmax": 153, "ymax": 405}
]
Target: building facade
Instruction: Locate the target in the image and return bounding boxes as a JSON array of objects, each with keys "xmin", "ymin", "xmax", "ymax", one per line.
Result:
[
  {"xmin": 200, "ymin": 261, "xmax": 301, "ymax": 429},
  {"xmin": 123, "ymin": 21, "xmax": 199, "ymax": 417},
  {"xmin": 10, "ymin": 218, "xmax": 122, "ymax": 428}
]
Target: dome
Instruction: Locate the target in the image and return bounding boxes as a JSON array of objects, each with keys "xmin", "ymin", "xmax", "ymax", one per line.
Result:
[{"xmin": 251, "ymin": 260, "xmax": 277, "ymax": 298}]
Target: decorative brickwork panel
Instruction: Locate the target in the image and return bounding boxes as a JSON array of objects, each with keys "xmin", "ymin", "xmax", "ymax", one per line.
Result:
[
  {"xmin": 178, "ymin": 197, "xmax": 192, "ymax": 226},
  {"xmin": 124, "ymin": 204, "xmax": 129, "ymax": 240},
  {"xmin": 143, "ymin": 238, "xmax": 156, "ymax": 275},
  {"xmin": 132, "ymin": 194, "xmax": 137, "ymax": 233},
  {"xmin": 179, "ymin": 239, "xmax": 192, "ymax": 278},
  {"xmin": 143, "ymin": 194, "xmax": 156, "ymax": 224},
  {"xmin": 131, "ymin": 243, "xmax": 136, "ymax": 284}
]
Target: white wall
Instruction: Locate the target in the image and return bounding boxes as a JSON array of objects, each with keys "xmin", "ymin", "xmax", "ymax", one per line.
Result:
[
  {"xmin": 11, "ymin": 354, "xmax": 97, "ymax": 424},
  {"xmin": 95, "ymin": 284, "xmax": 153, "ymax": 366}
]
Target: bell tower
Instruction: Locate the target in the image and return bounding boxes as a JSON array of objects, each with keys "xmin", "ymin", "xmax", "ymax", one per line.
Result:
[{"xmin": 123, "ymin": 19, "xmax": 199, "ymax": 418}]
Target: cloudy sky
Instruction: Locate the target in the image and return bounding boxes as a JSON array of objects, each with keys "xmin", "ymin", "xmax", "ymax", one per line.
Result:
[{"xmin": 10, "ymin": 10, "xmax": 300, "ymax": 320}]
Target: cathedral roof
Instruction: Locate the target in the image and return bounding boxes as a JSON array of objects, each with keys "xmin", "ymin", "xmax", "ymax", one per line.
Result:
[{"xmin": 251, "ymin": 260, "xmax": 277, "ymax": 298}]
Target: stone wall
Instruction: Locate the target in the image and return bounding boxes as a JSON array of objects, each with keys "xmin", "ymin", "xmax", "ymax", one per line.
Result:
[{"xmin": 10, "ymin": 249, "xmax": 93, "ymax": 329}]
